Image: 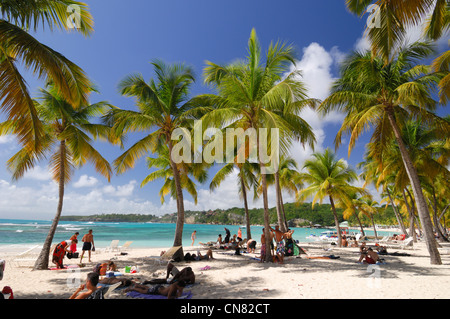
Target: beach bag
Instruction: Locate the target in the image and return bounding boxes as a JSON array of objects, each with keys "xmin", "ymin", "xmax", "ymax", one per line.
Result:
[{"xmin": 66, "ymin": 252, "xmax": 79, "ymax": 259}]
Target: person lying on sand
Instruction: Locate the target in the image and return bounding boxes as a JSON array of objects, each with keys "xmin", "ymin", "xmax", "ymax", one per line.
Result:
[
  {"xmin": 184, "ymin": 249, "xmax": 214, "ymax": 261},
  {"xmin": 142, "ymin": 263, "xmax": 196, "ymax": 285},
  {"xmin": 98, "ymin": 276, "xmax": 135, "ymax": 288},
  {"xmin": 124, "ymin": 280, "xmax": 187, "ymax": 299}
]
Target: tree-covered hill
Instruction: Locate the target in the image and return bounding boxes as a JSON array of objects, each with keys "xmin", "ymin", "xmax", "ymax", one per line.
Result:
[{"xmin": 61, "ymin": 202, "xmax": 398, "ymax": 227}]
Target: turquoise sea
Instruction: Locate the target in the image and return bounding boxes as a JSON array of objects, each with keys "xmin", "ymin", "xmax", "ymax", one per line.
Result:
[{"xmin": 0, "ymin": 219, "xmax": 397, "ymax": 249}]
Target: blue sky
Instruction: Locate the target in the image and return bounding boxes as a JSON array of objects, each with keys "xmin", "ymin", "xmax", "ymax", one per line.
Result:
[{"xmin": 0, "ymin": 0, "xmax": 448, "ymax": 220}]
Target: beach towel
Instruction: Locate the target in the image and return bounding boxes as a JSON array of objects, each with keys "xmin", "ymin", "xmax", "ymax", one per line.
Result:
[
  {"xmin": 293, "ymin": 244, "xmax": 307, "ymax": 256},
  {"xmin": 307, "ymin": 255, "xmax": 340, "ymax": 260},
  {"xmin": 126, "ymin": 290, "xmax": 192, "ymax": 299},
  {"xmin": 50, "ymin": 265, "xmax": 79, "ymax": 270}
]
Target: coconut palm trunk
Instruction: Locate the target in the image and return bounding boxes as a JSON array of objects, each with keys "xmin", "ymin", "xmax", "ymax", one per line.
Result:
[
  {"xmin": 278, "ymin": 185, "xmax": 289, "ymax": 231},
  {"xmin": 369, "ymin": 214, "xmax": 378, "ymax": 240},
  {"xmin": 274, "ymin": 172, "xmax": 287, "ymax": 232},
  {"xmin": 354, "ymin": 212, "xmax": 365, "ymax": 237},
  {"xmin": 168, "ymin": 140, "xmax": 185, "ymax": 260},
  {"xmin": 259, "ymin": 130, "xmax": 273, "ymax": 262},
  {"xmin": 386, "ymin": 188, "xmax": 408, "ymax": 235},
  {"xmin": 386, "ymin": 108, "xmax": 441, "ymax": 264},
  {"xmin": 33, "ymin": 141, "xmax": 66, "ymax": 270},
  {"xmin": 329, "ymin": 195, "xmax": 342, "ymax": 248},
  {"xmin": 260, "ymin": 171, "xmax": 273, "ymax": 262},
  {"xmin": 240, "ymin": 173, "xmax": 252, "ymax": 240}
]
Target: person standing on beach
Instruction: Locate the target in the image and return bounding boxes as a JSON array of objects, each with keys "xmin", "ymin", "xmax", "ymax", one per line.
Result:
[
  {"xmin": 80, "ymin": 230, "xmax": 95, "ymax": 263},
  {"xmin": 191, "ymin": 231, "xmax": 197, "ymax": 246},
  {"xmin": 260, "ymin": 229, "xmax": 266, "ymax": 262},
  {"xmin": 224, "ymin": 228, "xmax": 231, "ymax": 243},
  {"xmin": 69, "ymin": 232, "xmax": 79, "ymax": 254},
  {"xmin": 270, "ymin": 225, "xmax": 285, "ymax": 263}
]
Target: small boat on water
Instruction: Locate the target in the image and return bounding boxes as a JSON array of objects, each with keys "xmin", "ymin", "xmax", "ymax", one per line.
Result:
[
  {"xmin": 306, "ymin": 229, "xmax": 359, "ymax": 242},
  {"xmin": 306, "ymin": 231, "xmax": 337, "ymax": 242}
]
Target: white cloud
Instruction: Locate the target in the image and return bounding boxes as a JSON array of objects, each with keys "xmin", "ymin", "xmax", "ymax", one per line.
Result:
[
  {"xmin": 0, "ymin": 177, "xmax": 152, "ymax": 219},
  {"xmin": 73, "ymin": 175, "xmax": 99, "ymax": 188},
  {"xmin": 99, "ymin": 180, "xmax": 137, "ymax": 197},
  {"xmin": 285, "ymin": 42, "xmax": 346, "ymax": 170},
  {"xmin": 0, "ymin": 136, "xmax": 15, "ymax": 145},
  {"xmin": 116, "ymin": 181, "xmax": 136, "ymax": 197},
  {"xmin": 23, "ymin": 166, "xmax": 52, "ymax": 181}
]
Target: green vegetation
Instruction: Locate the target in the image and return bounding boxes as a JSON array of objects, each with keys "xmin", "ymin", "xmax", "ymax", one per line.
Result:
[{"xmin": 60, "ymin": 202, "xmax": 398, "ymax": 227}]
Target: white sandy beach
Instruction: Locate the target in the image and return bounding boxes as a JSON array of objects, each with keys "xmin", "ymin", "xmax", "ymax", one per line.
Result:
[{"xmin": 1, "ymin": 240, "xmax": 450, "ymax": 300}]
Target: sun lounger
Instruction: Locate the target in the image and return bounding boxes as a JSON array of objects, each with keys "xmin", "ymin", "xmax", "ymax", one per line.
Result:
[
  {"xmin": 104, "ymin": 240, "xmax": 120, "ymax": 252},
  {"xmin": 12, "ymin": 245, "xmax": 40, "ymax": 267},
  {"xmin": 161, "ymin": 246, "xmax": 182, "ymax": 261},
  {"xmin": 119, "ymin": 241, "xmax": 133, "ymax": 252},
  {"xmin": 103, "ymin": 282, "xmax": 122, "ymax": 299},
  {"xmin": 143, "ymin": 246, "xmax": 183, "ymax": 266},
  {"xmin": 387, "ymin": 237, "xmax": 414, "ymax": 250}
]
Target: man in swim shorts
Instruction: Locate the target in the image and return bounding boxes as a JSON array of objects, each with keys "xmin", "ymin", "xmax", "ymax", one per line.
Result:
[
  {"xmin": 270, "ymin": 225, "xmax": 285, "ymax": 263},
  {"xmin": 80, "ymin": 229, "xmax": 95, "ymax": 263}
]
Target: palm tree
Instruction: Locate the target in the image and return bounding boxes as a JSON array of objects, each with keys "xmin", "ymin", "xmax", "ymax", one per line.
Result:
[
  {"xmin": 275, "ymin": 156, "xmax": 303, "ymax": 232},
  {"xmin": 106, "ymin": 60, "xmax": 205, "ymax": 260},
  {"xmin": 297, "ymin": 148, "xmax": 368, "ymax": 247},
  {"xmin": 359, "ymin": 196, "xmax": 382, "ymax": 240},
  {"xmin": 319, "ymin": 42, "xmax": 449, "ymax": 264},
  {"xmin": 337, "ymin": 191, "xmax": 367, "ymax": 236},
  {"xmin": 210, "ymin": 161, "xmax": 259, "ymax": 239},
  {"xmin": 141, "ymin": 144, "xmax": 209, "ymax": 206},
  {"xmin": 0, "ymin": 0, "xmax": 94, "ymax": 153},
  {"xmin": 0, "ymin": 84, "xmax": 114, "ymax": 270},
  {"xmin": 346, "ymin": 0, "xmax": 449, "ymax": 63},
  {"xmin": 200, "ymin": 29, "xmax": 316, "ymax": 262},
  {"xmin": 358, "ymin": 147, "xmax": 410, "ymax": 235},
  {"xmin": 259, "ymin": 156, "xmax": 303, "ymax": 232},
  {"xmin": 431, "ymin": 50, "xmax": 450, "ymax": 105}
]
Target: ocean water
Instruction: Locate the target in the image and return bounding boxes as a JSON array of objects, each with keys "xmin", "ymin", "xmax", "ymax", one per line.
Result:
[{"xmin": 0, "ymin": 219, "xmax": 397, "ymax": 250}]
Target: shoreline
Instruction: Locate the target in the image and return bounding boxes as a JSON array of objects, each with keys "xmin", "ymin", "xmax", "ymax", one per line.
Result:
[{"xmin": 1, "ymin": 240, "xmax": 450, "ymax": 299}]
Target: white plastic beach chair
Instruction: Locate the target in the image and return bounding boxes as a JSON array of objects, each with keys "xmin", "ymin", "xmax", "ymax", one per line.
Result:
[
  {"xmin": 143, "ymin": 246, "xmax": 182, "ymax": 266},
  {"xmin": 12, "ymin": 245, "xmax": 40, "ymax": 267},
  {"xmin": 119, "ymin": 241, "xmax": 133, "ymax": 252},
  {"xmin": 388, "ymin": 237, "xmax": 414, "ymax": 250},
  {"xmin": 105, "ymin": 240, "xmax": 120, "ymax": 252},
  {"xmin": 103, "ymin": 282, "xmax": 122, "ymax": 299}
]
